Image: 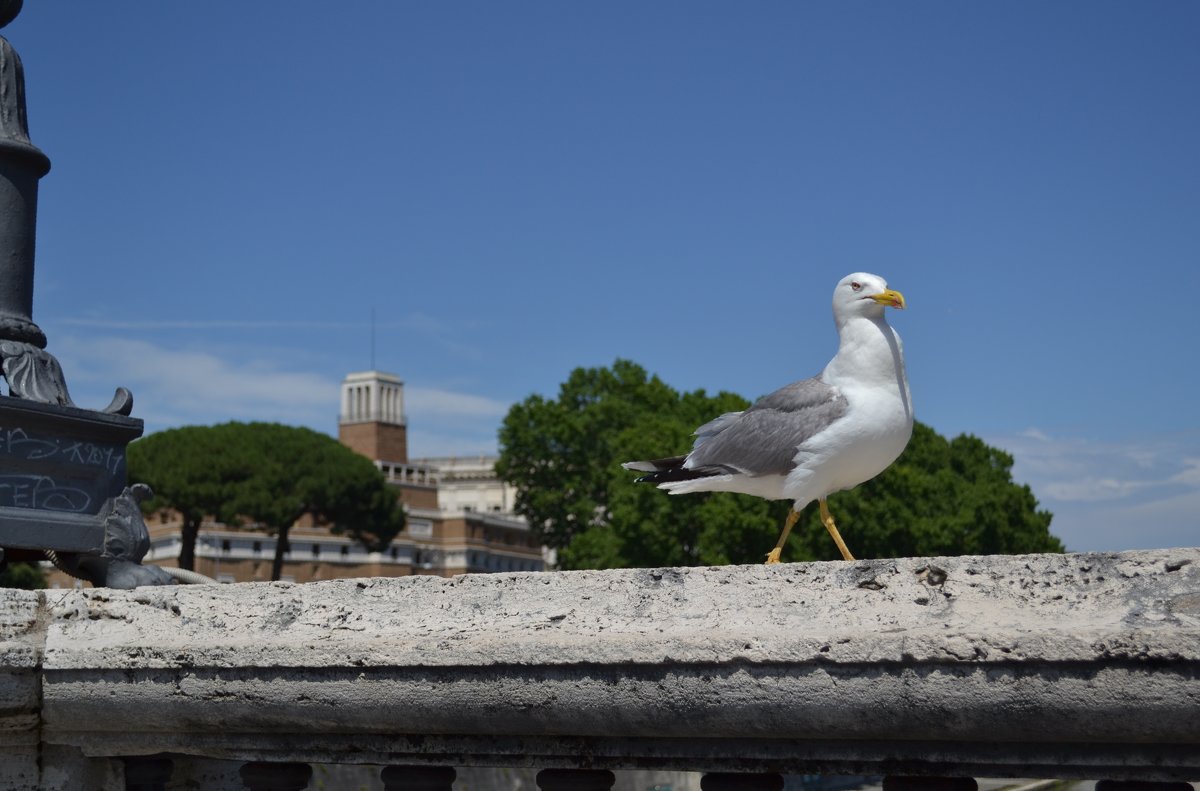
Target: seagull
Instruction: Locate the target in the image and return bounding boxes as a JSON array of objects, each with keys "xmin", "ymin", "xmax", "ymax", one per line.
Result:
[{"xmin": 623, "ymin": 272, "xmax": 913, "ymax": 563}]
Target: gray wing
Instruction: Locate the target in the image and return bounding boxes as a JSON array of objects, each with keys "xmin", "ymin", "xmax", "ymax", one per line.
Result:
[{"xmin": 686, "ymin": 377, "xmax": 848, "ymax": 477}]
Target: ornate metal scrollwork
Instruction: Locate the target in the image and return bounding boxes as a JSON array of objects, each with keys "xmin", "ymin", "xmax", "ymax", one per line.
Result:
[
  {"xmin": 0, "ymin": 341, "xmax": 134, "ymax": 415},
  {"xmin": 0, "ymin": 340, "xmax": 75, "ymax": 406}
]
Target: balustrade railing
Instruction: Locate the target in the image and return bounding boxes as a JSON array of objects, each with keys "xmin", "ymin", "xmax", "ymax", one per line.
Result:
[{"xmin": 1, "ymin": 548, "xmax": 1197, "ymax": 790}]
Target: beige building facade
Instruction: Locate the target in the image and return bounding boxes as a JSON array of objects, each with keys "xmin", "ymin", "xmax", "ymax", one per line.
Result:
[{"xmin": 49, "ymin": 370, "xmax": 543, "ymax": 587}]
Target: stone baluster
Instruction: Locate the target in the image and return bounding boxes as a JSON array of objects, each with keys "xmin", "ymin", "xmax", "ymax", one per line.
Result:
[
  {"xmin": 238, "ymin": 761, "xmax": 312, "ymax": 791},
  {"xmin": 122, "ymin": 756, "xmax": 174, "ymax": 791},
  {"xmin": 700, "ymin": 772, "xmax": 785, "ymax": 790},
  {"xmin": 381, "ymin": 765, "xmax": 457, "ymax": 790},
  {"xmin": 536, "ymin": 768, "xmax": 616, "ymax": 790}
]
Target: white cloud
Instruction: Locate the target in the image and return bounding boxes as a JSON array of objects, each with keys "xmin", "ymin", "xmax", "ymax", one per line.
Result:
[
  {"xmin": 45, "ymin": 334, "xmax": 507, "ymax": 458},
  {"xmin": 405, "ymin": 387, "xmax": 510, "ymax": 419},
  {"xmin": 985, "ymin": 427, "xmax": 1200, "ymax": 552},
  {"xmin": 406, "ymin": 429, "xmax": 500, "ymax": 460},
  {"xmin": 52, "ymin": 335, "xmax": 339, "ymax": 431},
  {"xmin": 1053, "ymin": 488, "xmax": 1200, "ymax": 553},
  {"xmin": 49, "ymin": 309, "xmax": 486, "ymax": 362},
  {"xmin": 57, "ymin": 318, "xmax": 361, "ymax": 331},
  {"xmin": 1042, "ymin": 477, "xmax": 1152, "ymax": 502},
  {"xmin": 1170, "ymin": 458, "xmax": 1200, "ymax": 487},
  {"xmin": 395, "ymin": 313, "xmax": 485, "ymax": 362},
  {"xmin": 998, "ymin": 429, "xmax": 1196, "ymax": 500}
]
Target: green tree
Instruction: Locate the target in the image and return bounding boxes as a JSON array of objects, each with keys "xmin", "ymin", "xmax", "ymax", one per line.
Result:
[
  {"xmin": 785, "ymin": 422, "xmax": 1062, "ymax": 561},
  {"xmin": 125, "ymin": 425, "xmax": 230, "ymax": 571},
  {"xmin": 0, "ymin": 561, "xmax": 46, "ymax": 589},
  {"xmin": 497, "ymin": 360, "xmax": 780, "ymax": 569},
  {"xmin": 128, "ymin": 422, "xmax": 405, "ymax": 580},
  {"xmin": 497, "ymin": 360, "xmax": 1061, "ymax": 569}
]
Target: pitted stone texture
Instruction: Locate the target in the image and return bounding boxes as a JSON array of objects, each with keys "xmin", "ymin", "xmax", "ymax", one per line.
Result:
[
  {"xmin": 0, "ymin": 588, "xmax": 42, "ymax": 739},
  {"xmin": 39, "ymin": 549, "xmax": 1200, "ymax": 669},
  {"xmin": 0, "ymin": 587, "xmax": 42, "ymax": 668},
  {"xmin": 18, "ymin": 549, "xmax": 1200, "ymax": 779}
]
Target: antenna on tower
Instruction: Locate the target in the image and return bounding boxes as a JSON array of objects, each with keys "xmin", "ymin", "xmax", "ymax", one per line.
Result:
[{"xmin": 370, "ymin": 307, "xmax": 376, "ymax": 370}]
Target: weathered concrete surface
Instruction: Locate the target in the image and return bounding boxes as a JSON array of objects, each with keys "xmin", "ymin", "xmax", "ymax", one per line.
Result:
[
  {"xmin": 3, "ymin": 549, "xmax": 1199, "ymax": 781},
  {"xmin": 0, "ymin": 588, "xmax": 44, "ymax": 790}
]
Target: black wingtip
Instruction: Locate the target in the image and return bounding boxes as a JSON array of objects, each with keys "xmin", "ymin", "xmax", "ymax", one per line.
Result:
[{"xmin": 632, "ymin": 465, "xmax": 727, "ymax": 485}]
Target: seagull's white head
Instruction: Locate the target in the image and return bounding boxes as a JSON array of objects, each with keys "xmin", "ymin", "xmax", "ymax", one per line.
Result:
[{"xmin": 832, "ymin": 272, "xmax": 906, "ymax": 324}]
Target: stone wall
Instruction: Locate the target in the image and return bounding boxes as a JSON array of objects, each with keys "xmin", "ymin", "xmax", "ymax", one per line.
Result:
[{"xmin": 2, "ymin": 548, "xmax": 1198, "ymax": 789}]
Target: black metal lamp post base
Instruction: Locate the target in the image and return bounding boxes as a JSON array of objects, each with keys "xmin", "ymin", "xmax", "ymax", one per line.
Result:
[
  {"xmin": 0, "ymin": 2, "xmax": 174, "ymax": 589},
  {"xmin": 0, "ymin": 398, "xmax": 175, "ymax": 588}
]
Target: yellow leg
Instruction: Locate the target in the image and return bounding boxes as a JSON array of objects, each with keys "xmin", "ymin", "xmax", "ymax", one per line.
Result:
[
  {"xmin": 765, "ymin": 508, "xmax": 800, "ymax": 564},
  {"xmin": 819, "ymin": 498, "xmax": 855, "ymax": 561}
]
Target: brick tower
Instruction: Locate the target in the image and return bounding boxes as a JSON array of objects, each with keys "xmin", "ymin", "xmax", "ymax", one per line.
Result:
[{"xmin": 337, "ymin": 370, "xmax": 408, "ymax": 463}]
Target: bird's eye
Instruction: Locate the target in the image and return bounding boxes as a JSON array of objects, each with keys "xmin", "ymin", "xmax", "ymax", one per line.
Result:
[{"xmin": 850, "ymin": 281, "xmax": 862, "ymax": 292}]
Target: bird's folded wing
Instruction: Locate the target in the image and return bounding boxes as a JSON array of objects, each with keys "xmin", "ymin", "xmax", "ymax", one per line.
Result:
[{"xmin": 686, "ymin": 377, "xmax": 848, "ymax": 477}]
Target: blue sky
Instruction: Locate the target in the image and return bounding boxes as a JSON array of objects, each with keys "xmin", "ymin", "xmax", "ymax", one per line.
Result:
[{"xmin": 8, "ymin": 2, "xmax": 1198, "ymax": 553}]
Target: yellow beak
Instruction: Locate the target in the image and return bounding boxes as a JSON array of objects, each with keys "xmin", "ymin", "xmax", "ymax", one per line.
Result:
[{"xmin": 871, "ymin": 289, "xmax": 906, "ymax": 309}]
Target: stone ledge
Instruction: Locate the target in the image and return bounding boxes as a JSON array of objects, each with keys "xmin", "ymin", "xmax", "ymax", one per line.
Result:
[{"xmin": 2, "ymin": 548, "xmax": 1198, "ymax": 781}]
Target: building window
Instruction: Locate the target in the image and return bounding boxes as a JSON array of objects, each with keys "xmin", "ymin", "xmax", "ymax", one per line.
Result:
[
  {"xmin": 390, "ymin": 546, "xmax": 399, "ymax": 560},
  {"xmin": 221, "ymin": 539, "xmax": 231, "ymax": 554},
  {"xmin": 312, "ymin": 544, "xmax": 321, "ymax": 558},
  {"xmin": 253, "ymin": 541, "xmax": 262, "ymax": 554},
  {"xmin": 340, "ymin": 545, "xmax": 350, "ymax": 557}
]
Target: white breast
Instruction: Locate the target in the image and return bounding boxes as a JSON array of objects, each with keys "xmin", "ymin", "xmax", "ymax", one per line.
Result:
[{"xmin": 782, "ymin": 316, "xmax": 913, "ymax": 508}]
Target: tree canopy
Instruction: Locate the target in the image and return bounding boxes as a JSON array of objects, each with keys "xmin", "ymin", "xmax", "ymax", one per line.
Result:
[
  {"xmin": 497, "ymin": 360, "xmax": 1061, "ymax": 569},
  {"xmin": 128, "ymin": 422, "xmax": 405, "ymax": 580},
  {"xmin": 0, "ymin": 562, "xmax": 46, "ymax": 590}
]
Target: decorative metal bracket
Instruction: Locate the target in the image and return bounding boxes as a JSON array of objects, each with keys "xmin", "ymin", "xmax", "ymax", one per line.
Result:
[{"xmin": 0, "ymin": 341, "xmax": 133, "ymax": 414}]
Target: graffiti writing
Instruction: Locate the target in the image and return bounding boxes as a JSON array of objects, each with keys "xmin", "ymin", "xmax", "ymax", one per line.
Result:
[
  {"xmin": 0, "ymin": 475, "xmax": 92, "ymax": 512},
  {"xmin": 0, "ymin": 427, "xmax": 125, "ymax": 475}
]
